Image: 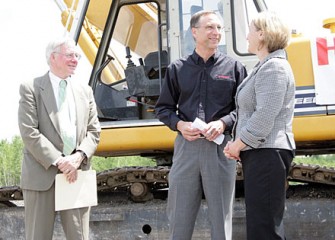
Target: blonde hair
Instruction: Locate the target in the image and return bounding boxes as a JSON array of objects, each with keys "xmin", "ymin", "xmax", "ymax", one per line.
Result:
[{"xmin": 252, "ymin": 11, "xmax": 291, "ymax": 53}]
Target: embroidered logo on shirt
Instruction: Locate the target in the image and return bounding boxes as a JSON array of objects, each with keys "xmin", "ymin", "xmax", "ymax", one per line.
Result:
[{"xmin": 215, "ymin": 74, "xmax": 231, "ymax": 80}]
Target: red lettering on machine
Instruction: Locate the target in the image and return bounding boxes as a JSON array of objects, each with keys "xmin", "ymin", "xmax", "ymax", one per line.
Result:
[
  {"xmin": 316, "ymin": 36, "xmax": 335, "ymax": 65},
  {"xmin": 311, "ymin": 35, "xmax": 335, "ymax": 105}
]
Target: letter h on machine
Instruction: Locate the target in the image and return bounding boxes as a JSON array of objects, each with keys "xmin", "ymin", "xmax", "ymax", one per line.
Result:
[{"xmin": 316, "ymin": 37, "xmax": 335, "ymax": 65}]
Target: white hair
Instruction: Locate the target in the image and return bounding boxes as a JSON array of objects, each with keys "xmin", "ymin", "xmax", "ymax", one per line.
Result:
[{"xmin": 45, "ymin": 37, "xmax": 78, "ymax": 65}]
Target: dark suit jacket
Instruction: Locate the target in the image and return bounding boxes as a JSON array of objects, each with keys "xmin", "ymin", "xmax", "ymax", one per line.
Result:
[{"xmin": 18, "ymin": 72, "xmax": 101, "ymax": 191}]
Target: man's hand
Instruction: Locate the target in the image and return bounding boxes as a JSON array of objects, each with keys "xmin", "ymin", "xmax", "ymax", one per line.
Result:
[
  {"xmin": 203, "ymin": 120, "xmax": 225, "ymax": 142},
  {"xmin": 177, "ymin": 121, "xmax": 202, "ymax": 141},
  {"xmin": 57, "ymin": 152, "xmax": 84, "ymax": 183}
]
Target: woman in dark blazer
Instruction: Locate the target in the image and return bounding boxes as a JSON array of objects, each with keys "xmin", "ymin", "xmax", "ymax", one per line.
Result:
[{"xmin": 224, "ymin": 11, "xmax": 295, "ymax": 240}]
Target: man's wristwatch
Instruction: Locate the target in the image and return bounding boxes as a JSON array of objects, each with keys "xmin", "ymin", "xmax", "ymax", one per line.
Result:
[{"xmin": 76, "ymin": 150, "xmax": 87, "ymax": 161}]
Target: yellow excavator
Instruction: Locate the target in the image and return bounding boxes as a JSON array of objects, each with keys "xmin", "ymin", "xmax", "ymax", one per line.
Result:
[
  {"xmin": 1, "ymin": 2, "xmax": 335, "ymax": 238},
  {"xmin": 50, "ymin": 0, "xmax": 335, "ymax": 200},
  {"xmin": 1, "ymin": 0, "xmax": 334, "ymax": 204},
  {"xmin": 49, "ymin": 0, "xmax": 335, "ymax": 201}
]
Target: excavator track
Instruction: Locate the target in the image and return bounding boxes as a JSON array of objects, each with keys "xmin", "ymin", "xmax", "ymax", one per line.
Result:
[
  {"xmin": 0, "ymin": 186, "xmax": 23, "ymax": 207},
  {"xmin": 289, "ymin": 162, "xmax": 335, "ymax": 185},
  {"xmin": 1, "ymin": 162, "xmax": 334, "ymax": 205},
  {"xmin": 97, "ymin": 166, "xmax": 170, "ymax": 202}
]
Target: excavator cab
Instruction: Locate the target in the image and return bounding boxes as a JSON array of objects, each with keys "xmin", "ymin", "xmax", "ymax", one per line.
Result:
[
  {"xmin": 65, "ymin": 0, "xmax": 335, "ymax": 186},
  {"xmin": 53, "ymin": 0, "xmax": 267, "ymax": 158},
  {"xmin": 92, "ymin": 1, "xmax": 168, "ymax": 121},
  {"xmin": 87, "ymin": 0, "xmax": 262, "ymax": 124}
]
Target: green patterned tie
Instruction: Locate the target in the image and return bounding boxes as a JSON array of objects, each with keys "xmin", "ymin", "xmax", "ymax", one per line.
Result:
[{"xmin": 58, "ymin": 80, "xmax": 75, "ymax": 155}]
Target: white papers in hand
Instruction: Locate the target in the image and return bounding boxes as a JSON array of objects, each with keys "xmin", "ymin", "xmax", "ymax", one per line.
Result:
[
  {"xmin": 191, "ymin": 117, "xmax": 225, "ymax": 145},
  {"xmin": 55, "ymin": 169, "xmax": 97, "ymax": 211}
]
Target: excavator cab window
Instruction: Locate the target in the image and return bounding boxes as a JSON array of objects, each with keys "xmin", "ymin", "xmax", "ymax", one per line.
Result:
[
  {"xmin": 232, "ymin": 0, "xmax": 259, "ymax": 55},
  {"xmin": 94, "ymin": 1, "xmax": 168, "ymax": 121},
  {"xmin": 99, "ymin": 2, "xmax": 163, "ymax": 85},
  {"xmin": 179, "ymin": 1, "xmax": 226, "ymax": 56}
]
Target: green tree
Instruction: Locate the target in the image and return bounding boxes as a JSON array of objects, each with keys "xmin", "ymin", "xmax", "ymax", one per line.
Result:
[
  {"xmin": 1, "ymin": 136, "xmax": 334, "ymax": 188},
  {"xmin": 91, "ymin": 156, "xmax": 156, "ymax": 172},
  {"xmin": 0, "ymin": 136, "xmax": 23, "ymax": 186},
  {"xmin": 0, "ymin": 136, "xmax": 156, "ymax": 186}
]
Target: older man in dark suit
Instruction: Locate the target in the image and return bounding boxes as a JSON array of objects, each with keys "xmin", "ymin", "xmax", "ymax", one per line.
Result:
[{"xmin": 18, "ymin": 37, "xmax": 100, "ymax": 240}]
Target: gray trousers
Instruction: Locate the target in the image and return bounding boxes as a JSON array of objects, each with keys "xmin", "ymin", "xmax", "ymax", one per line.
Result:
[
  {"xmin": 167, "ymin": 134, "xmax": 236, "ymax": 240},
  {"xmin": 22, "ymin": 183, "xmax": 90, "ymax": 240}
]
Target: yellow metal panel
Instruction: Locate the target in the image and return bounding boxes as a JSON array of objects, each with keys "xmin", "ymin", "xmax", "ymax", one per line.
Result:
[
  {"xmin": 64, "ymin": 0, "xmax": 112, "ymax": 31},
  {"xmin": 96, "ymin": 125, "xmax": 177, "ymax": 156},
  {"xmin": 293, "ymin": 115, "xmax": 335, "ymax": 141},
  {"xmin": 286, "ymin": 36, "xmax": 314, "ymax": 87}
]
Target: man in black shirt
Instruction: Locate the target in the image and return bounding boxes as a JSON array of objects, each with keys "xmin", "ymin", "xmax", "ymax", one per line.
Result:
[{"xmin": 155, "ymin": 10, "xmax": 247, "ymax": 240}]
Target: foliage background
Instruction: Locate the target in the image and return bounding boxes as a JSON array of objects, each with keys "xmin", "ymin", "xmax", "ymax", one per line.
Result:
[
  {"xmin": 0, "ymin": 136, "xmax": 155, "ymax": 186},
  {"xmin": 1, "ymin": 136, "xmax": 334, "ymax": 186}
]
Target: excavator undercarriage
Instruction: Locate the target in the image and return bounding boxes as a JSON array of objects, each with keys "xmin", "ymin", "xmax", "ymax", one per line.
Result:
[{"xmin": 1, "ymin": 162, "xmax": 334, "ymax": 206}]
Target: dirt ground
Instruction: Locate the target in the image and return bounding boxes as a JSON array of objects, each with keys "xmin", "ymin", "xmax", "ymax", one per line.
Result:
[{"xmin": 286, "ymin": 183, "xmax": 335, "ymax": 199}]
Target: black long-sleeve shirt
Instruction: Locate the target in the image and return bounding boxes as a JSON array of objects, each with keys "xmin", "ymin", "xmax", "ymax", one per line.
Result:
[{"xmin": 155, "ymin": 51, "xmax": 247, "ymax": 132}]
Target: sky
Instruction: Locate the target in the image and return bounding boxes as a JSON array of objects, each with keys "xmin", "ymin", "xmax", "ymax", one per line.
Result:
[
  {"xmin": 1, "ymin": 0, "xmax": 335, "ymax": 141},
  {"xmin": 0, "ymin": 0, "xmax": 91, "ymax": 141},
  {"xmin": 266, "ymin": 0, "xmax": 335, "ymax": 36}
]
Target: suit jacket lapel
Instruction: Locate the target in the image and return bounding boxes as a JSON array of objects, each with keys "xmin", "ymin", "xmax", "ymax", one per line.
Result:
[
  {"xmin": 39, "ymin": 73, "xmax": 62, "ymax": 137},
  {"xmin": 71, "ymin": 82, "xmax": 84, "ymax": 140}
]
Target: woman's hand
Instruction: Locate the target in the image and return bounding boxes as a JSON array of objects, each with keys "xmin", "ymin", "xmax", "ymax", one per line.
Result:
[{"xmin": 224, "ymin": 138, "xmax": 246, "ymax": 160}]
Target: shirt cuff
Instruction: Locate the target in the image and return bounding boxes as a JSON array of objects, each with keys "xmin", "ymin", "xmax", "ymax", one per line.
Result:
[
  {"xmin": 76, "ymin": 150, "xmax": 88, "ymax": 164},
  {"xmin": 53, "ymin": 155, "xmax": 64, "ymax": 166}
]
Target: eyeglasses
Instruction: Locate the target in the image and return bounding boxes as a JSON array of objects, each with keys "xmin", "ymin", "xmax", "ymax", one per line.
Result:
[
  {"xmin": 53, "ymin": 52, "xmax": 81, "ymax": 60},
  {"xmin": 194, "ymin": 25, "xmax": 223, "ymax": 33}
]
